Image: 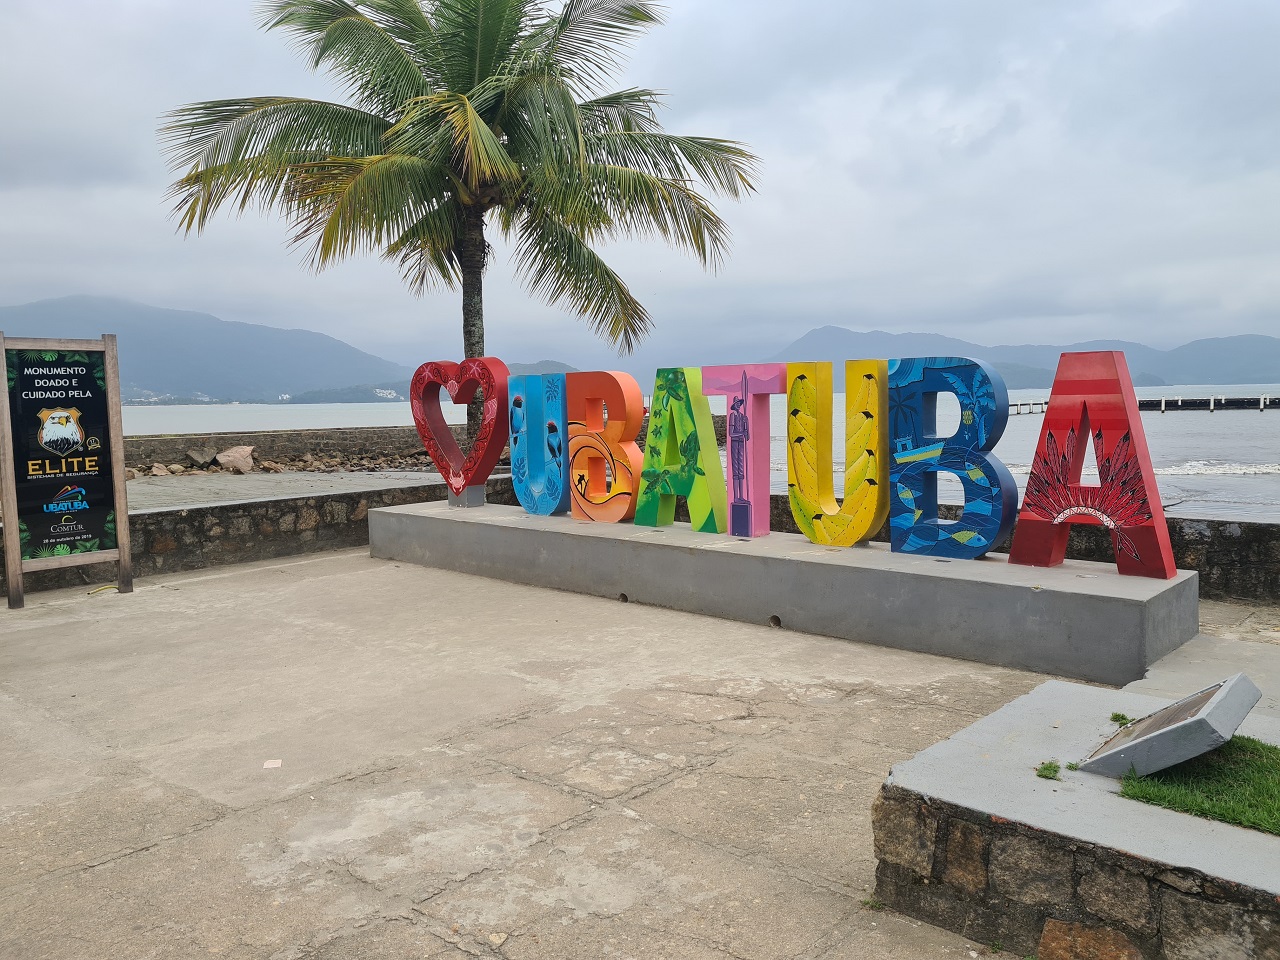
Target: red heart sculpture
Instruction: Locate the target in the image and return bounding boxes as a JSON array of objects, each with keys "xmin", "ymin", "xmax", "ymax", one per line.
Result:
[{"xmin": 410, "ymin": 358, "xmax": 510, "ymax": 496}]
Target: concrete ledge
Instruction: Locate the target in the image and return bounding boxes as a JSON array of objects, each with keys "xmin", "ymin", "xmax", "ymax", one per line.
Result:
[
  {"xmin": 367, "ymin": 503, "xmax": 1200, "ymax": 684},
  {"xmin": 874, "ymin": 681, "xmax": 1280, "ymax": 957}
]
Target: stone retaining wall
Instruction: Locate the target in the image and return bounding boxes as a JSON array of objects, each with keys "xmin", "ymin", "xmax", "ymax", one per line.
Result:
[
  {"xmin": 761, "ymin": 498, "xmax": 1280, "ymax": 604},
  {"xmin": 1, "ymin": 477, "xmax": 516, "ymax": 598},
  {"xmin": 872, "ymin": 782, "xmax": 1280, "ymax": 958}
]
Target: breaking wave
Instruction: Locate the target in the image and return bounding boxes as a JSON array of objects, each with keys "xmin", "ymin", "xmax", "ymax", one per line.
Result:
[
  {"xmin": 1153, "ymin": 461, "xmax": 1280, "ymax": 476},
  {"xmin": 771, "ymin": 458, "xmax": 1280, "ymax": 478}
]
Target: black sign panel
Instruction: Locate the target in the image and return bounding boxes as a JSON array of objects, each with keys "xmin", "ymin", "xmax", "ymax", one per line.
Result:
[{"xmin": 6, "ymin": 348, "xmax": 117, "ymax": 560}]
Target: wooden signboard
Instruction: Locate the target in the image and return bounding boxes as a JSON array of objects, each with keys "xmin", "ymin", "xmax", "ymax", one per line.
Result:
[{"xmin": 0, "ymin": 334, "xmax": 132, "ymax": 609}]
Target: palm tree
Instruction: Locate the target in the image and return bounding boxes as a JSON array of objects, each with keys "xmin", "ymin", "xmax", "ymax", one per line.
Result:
[{"xmin": 161, "ymin": 0, "xmax": 758, "ymax": 436}]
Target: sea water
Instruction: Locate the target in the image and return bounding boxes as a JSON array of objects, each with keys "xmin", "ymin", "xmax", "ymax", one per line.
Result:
[
  {"xmin": 752, "ymin": 383, "xmax": 1280, "ymax": 522},
  {"xmin": 122, "ymin": 382, "xmax": 1280, "ymax": 521}
]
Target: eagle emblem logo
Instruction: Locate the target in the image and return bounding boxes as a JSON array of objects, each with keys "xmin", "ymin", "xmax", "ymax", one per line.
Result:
[{"xmin": 36, "ymin": 408, "xmax": 86, "ymax": 456}]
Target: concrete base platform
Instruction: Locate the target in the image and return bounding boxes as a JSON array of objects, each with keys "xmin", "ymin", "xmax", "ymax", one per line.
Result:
[{"xmin": 368, "ymin": 502, "xmax": 1200, "ymax": 684}]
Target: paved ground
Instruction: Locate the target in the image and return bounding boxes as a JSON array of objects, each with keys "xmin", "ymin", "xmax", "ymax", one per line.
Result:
[
  {"xmin": 1199, "ymin": 598, "xmax": 1280, "ymax": 645},
  {"xmin": 5, "ymin": 537, "xmax": 1278, "ymax": 960},
  {"xmin": 1, "ymin": 548, "xmax": 1052, "ymax": 960},
  {"xmin": 1128, "ymin": 599, "xmax": 1280, "ymax": 717}
]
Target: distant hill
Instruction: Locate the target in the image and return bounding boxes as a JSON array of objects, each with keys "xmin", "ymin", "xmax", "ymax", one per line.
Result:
[
  {"xmin": 508, "ymin": 360, "xmax": 579, "ymax": 377},
  {"xmin": 768, "ymin": 326, "xmax": 1279, "ymax": 389},
  {"xmin": 0, "ymin": 296, "xmax": 417, "ymax": 401},
  {"xmin": 0, "ymin": 297, "xmax": 575, "ymax": 402},
  {"xmin": 285, "ymin": 361, "xmax": 580, "ymax": 404}
]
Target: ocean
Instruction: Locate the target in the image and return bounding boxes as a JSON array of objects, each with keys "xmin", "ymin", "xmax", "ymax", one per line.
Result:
[{"xmin": 122, "ymin": 382, "xmax": 1280, "ymax": 522}]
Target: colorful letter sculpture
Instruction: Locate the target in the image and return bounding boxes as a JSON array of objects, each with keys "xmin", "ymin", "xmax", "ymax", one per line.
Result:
[
  {"xmin": 634, "ymin": 367, "xmax": 727, "ymax": 533},
  {"xmin": 786, "ymin": 361, "xmax": 889, "ymax": 546},
  {"xmin": 508, "ymin": 374, "xmax": 571, "ymax": 515},
  {"xmin": 702, "ymin": 364, "xmax": 786, "ymax": 537},
  {"xmin": 886, "ymin": 357, "xmax": 1016, "ymax": 558},
  {"xmin": 410, "ymin": 358, "xmax": 510, "ymax": 502},
  {"xmin": 565, "ymin": 371, "xmax": 645, "ymax": 523},
  {"xmin": 405, "ymin": 349, "xmax": 1175, "ymax": 581},
  {"xmin": 1009, "ymin": 352, "xmax": 1175, "ymax": 578}
]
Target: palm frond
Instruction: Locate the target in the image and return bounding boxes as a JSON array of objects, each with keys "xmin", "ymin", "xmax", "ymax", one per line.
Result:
[
  {"xmin": 361, "ymin": 0, "xmax": 446, "ymax": 70},
  {"xmin": 513, "ymin": 208, "xmax": 650, "ymax": 352},
  {"xmin": 505, "ymin": 159, "xmax": 606, "ymax": 237},
  {"xmin": 587, "ymin": 129, "xmax": 759, "ymax": 199},
  {"xmin": 578, "ymin": 87, "xmax": 663, "ymax": 134},
  {"xmin": 584, "ymin": 163, "xmax": 731, "ymax": 268},
  {"xmin": 285, "ymin": 154, "xmax": 458, "ymax": 268},
  {"xmin": 160, "ymin": 97, "xmax": 390, "ymax": 231},
  {"xmin": 429, "ymin": 0, "xmax": 533, "ymax": 92},
  {"xmin": 384, "ymin": 207, "xmax": 466, "ymax": 292},
  {"xmin": 259, "ymin": 0, "xmax": 436, "ymax": 111},
  {"xmin": 494, "ymin": 68, "xmax": 586, "ymax": 170},
  {"xmin": 538, "ymin": 0, "xmax": 662, "ymax": 93},
  {"xmin": 387, "ymin": 92, "xmax": 521, "ymax": 190}
]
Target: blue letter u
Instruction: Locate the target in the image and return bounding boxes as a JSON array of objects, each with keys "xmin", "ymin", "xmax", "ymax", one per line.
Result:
[{"xmin": 509, "ymin": 374, "xmax": 571, "ymax": 516}]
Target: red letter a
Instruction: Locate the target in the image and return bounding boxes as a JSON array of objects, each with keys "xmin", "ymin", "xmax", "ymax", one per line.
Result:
[{"xmin": 1009, "ymin": 352, "xmax": 1176, "ymax": 579}]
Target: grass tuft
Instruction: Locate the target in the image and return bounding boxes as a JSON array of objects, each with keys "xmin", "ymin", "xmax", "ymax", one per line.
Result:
[
  {"xmin": 1065, "ymin": 761, "xmax": 1080, "ymax": 771},
  {"xmin": 861, "ymin": 896, "xmax": 885, "ymax": 911},
  {"xmin": 1120, "ymin": 735, "xmax": 1280, "ymax": 836},
  {"xmin": 1035, "ymin": 761, "xmax": 1061, "ymax": 780},
  {"xmin": 1110, "ymin": 712, "xmax": 1134, "ymax": 725}
]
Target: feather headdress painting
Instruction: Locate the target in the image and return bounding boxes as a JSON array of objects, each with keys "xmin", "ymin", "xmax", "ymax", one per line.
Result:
[{"xmin": 1020, "ymin": 427, "xmax": 1153, "ymax": 562}]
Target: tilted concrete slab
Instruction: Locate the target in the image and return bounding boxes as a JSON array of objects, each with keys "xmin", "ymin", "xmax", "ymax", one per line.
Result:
[
  {"xmin": 887, "ymin": 680, "xmax": 1280, "ymax": 894},
  {"xmin": 1081, "ymin": 672, "xmax": 1262, "ymax": 777},
  {"xmin": 368, "ymin": 502, "xmax": 1200, "ymax": 684}
]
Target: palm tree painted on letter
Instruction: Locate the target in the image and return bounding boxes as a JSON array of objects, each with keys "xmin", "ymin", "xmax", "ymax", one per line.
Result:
[{"xmin": 160, "ymin": 0, "xmax": 758, "ymax": 436}]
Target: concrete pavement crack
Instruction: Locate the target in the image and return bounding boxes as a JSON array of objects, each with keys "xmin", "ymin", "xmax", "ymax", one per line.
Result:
[
  {"xmin": 0, "ymin": 758, "xmax": 411, "ymax": 894},
  {"xmin": 632, "ymin": 814, "xmax": 867, "ymax": 901}
]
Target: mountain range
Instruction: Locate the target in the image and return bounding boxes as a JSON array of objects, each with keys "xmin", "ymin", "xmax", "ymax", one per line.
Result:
[
  {"xmin": 2, "ymin": 296, "xmax": 1277, "ymax": 401},
  {"xmin": 768, "ymin": 326, "xmax": 1280, "ymax": 390},
  {"xmin": 0, "ymin": 296, "xmax": 415, "ymax": 401},
  {"xmin": 0, "ymin": 296, "xmax": 575, "ymax": 403}
]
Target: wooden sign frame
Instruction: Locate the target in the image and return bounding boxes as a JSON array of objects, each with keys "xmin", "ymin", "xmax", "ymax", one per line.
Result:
[{"xmin": 0, "ymin": 333, "xmax": 133, "ymax": 609}]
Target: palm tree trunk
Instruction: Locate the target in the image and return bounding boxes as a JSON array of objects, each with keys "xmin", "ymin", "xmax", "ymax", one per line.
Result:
[{"xmin": 459, "ymin": 205, "xmax": 487, "ymax": 440}]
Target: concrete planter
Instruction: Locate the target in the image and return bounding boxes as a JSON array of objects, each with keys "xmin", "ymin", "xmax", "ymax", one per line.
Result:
[{"xmin": 872, "ymin": 682, "xmax": 1280, "ymax": 958}]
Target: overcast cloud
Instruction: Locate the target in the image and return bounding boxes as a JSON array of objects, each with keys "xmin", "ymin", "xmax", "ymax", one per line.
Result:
[{"xmin": 2, "ymin": 0, "xmax": 1278, "ymax": 372}]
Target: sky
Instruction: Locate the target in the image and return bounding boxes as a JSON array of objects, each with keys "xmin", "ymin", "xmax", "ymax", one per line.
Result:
[{"xmin": 3, "ymin": 0, "xmax": 1279, "ymax": 375}]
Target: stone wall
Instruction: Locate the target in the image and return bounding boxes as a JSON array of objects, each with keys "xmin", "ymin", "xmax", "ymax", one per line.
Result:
[
  {"xmin": 758, "ymin": 497, "xmax": 1279, "ymax": 604},
  {"xmin": 872, "ymin": 782, "xmax": 1280, "ymax": 958},
  {"xmin": 1, "ymin": 477, "xmax": 517, "ymax": 598},
  {"xmin": 1063, "ymin": 516, "xmax": 1279, "ymax": 606},
  {"xmin": 125, "ymin": 426, "xmax": 431, "ymax": 465}
]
